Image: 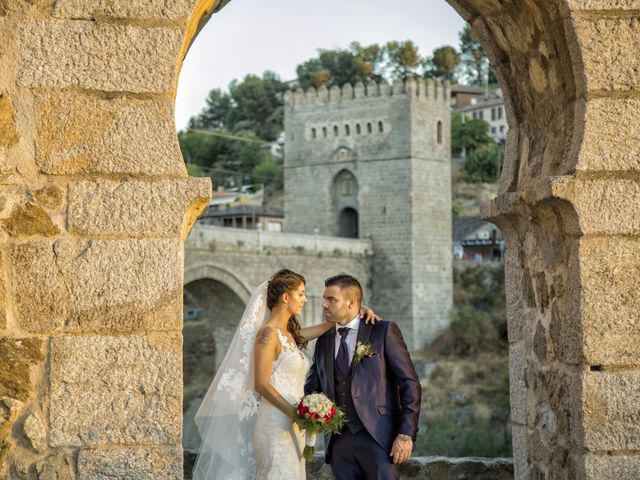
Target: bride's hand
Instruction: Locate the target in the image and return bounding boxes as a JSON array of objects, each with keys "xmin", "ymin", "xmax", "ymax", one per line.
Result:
[{"xmin": 360, "ymin": 305, "xmax": 381, "ymax": 324}]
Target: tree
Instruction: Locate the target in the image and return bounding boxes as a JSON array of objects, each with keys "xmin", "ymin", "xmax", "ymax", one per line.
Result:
[
  {"xmin": 451, "ymin": 114, "xmax": 493, "ymax": 156},
  {"xmin": 191, "ymin": 88, "xmax": 232, "ymax": 130},
  {"xmin": 463, "ymin": 143, "xmax": 504, "ymax": 183},
  {"xmin": 384, "ymin": 40, "xmax": 423, "ymax": 81},
  {"xmin": 190, "ymin": 71, "xmax": 286, "ymax": 142},
  {"xmin": 295, "ymin": 40, "xmax": 427, "ymax": 88},
  {"xmin": 424, "ymin": 45, "xmax": 459, "ymax": 82},
  {"xmin": 458, "ymin": 25, "xmax": 496, "ymax": 86},
  {"xmin": 296, "ymin": 43, "xmax": 383, "ymax": 90}
]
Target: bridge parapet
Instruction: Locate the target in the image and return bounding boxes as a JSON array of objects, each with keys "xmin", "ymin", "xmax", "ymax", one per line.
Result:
[{"xmin": 187, "ymin": 225, "xmax": 373, "ymax": 258}]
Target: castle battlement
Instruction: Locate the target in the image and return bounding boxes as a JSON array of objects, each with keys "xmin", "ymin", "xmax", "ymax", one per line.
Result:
[{"xmin": 284, "ymin": 78, "xmax": 450, "ymax": 111}]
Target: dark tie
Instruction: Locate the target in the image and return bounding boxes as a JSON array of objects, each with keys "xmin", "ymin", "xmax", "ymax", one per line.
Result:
[{"xmin": 336, "ymin": 327, "xmax": 351, "ymax": 378}]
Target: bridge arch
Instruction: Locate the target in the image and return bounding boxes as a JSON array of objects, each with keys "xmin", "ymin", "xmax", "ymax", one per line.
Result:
[{"xmin": 184, "ymin": 262, "xmax": 252, "ymax": 303}]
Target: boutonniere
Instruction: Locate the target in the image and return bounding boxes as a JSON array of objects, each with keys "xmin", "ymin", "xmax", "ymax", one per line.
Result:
[{"xmin": 354, "ymin": 341, "xmax": 376, "ymax": 364}]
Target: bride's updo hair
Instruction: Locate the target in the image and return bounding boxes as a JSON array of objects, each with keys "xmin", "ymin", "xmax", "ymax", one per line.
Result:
[{"xmin": 267, "ymin": 269, "xmax": 308, "ymax": 348}]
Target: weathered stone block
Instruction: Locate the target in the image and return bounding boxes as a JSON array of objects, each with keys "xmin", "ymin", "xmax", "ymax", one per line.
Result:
[
  {"xmin": 18, "ymin": 21, "xmax": 183, "ymax": 93},
  {"xmin": 578, "ymin": 98, "xmax": 640, "ymax": 174},
  {"xmin": 78, "ymin": 446, "xmax": 182, "ymax": 479},
  {"xmin": 0, "ymin": 251, "xmax": 6, "ymax": 329},
  {"xmin": 551, "ymin": 178, "xmax": 640, "ymax": 235},
  {"xmin": 32, "ymin": 185, "xmax": 65, "ymax": 210},
  {"xmin": 35, "ymin": 92, "xmax": 186, "ymax": 176},
  {"xmin": 50, "ymin": 334, "xmax": 181, "ymax": 447},
  {"xmin": 579, "ymin": 237, "xmax": 640, "ymax": 365},
  {"xmin": 36, "ymin": 453, "xmax": 74, "ymax": 480},
  {"xmin": 0, "ymin": 338, "xmax": 44, "ymax": 402},
  {"xmin": 582, "ymin": 370, "xmax": 640, "ymax": 450},
  {"xmin": 0, "ymin": 94, "xmax": 18, "ymax": 148},
  {"xmin": 68, "ymin": 178, "xmax": 211, "ymax": 237},
  {"xmin": 22, "ymin": 414, "xmax": 46, "ymax": 452},
  {"xmin": 509, "ymin": 343, "xmax": 526, "ymax": 424},
  {"xmin": 572, "ymin": 16, "xmax": 640, "ymax": 92},
  {"xmin": 566, "ymin": 0, "xmax": 640, "ymax": 9},
  {"xmin": 511, "ymin": 425, "xmax": 528, "ymax": 480},
  {"xmin": 1, "ymin": 202, "xmax": 60, "ymax": 237},
  {"xmin": 53, "ymin": 0, "xmax": 195, "ymax": 20},
  {"xmin": 9, "ymin": 239, "xmax": 183, "ymax": 334},
  {"xmin": 584, "ymin": 453, "xmax": 640, "ymax": 479}
]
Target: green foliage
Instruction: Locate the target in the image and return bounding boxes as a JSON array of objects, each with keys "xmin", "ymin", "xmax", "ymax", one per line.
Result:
[
  {"xmin": 452, "ymin": 200, "xmax": 462, "ymax": 218},
  {"xmin": 178, "ymin": 129, "xmax": 281, "ymax": 190},
  {"xmin": 451, "ymin": 113, "xmax": 493, "ymax": 156},
  {"xmin": 296, "ymin": 43, "xmax": 383, "ymax": 90},
  {"xmin": 458, "ymin": 25, "xmax": 497, "ymax": 86},
  {"xmin": 416, "ymin": 409, "xmax": 512, "ymax": 457},
  {"xmin": 463, "ymin": 143, "xmax": 504, "ymax": 183},
  {"xmin": 384, "ymin": 40, "xmax": 423, "ymax": 80},
  {"xmin": 295, "ymin": 40, "xmax": 426, "ymax": 88},
  {"xmin": 416, "ymin": 357, "xmax": 511, "ymax": 457},
  {"xmin": 424, "ymin": 45, "xmax": 459, "ymax": 82},
  {"xmin": 430, "ymin": 263, "xmax": 507, "ymax": 357},
  {"xmin": 190, "ymin": 71, "xmax": 286, "ymax": 142},
  {"xmin": 185, "ymin": 163, "xmax": 208, "ymax": 177},
  {"xmin": 251, "ymin": 156, "xmax": 283, "ymax": 192}
]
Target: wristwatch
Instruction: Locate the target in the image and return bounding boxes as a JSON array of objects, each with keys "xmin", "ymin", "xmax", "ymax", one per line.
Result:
[{"xmin": 397, "ymin": 434, "xmax": 412, "ymax": 442}]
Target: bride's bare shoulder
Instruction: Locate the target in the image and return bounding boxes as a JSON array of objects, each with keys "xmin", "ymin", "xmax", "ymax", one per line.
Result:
[{"xmin": 255, "ymin": 325, "xmax": 277, "ymax": 348}]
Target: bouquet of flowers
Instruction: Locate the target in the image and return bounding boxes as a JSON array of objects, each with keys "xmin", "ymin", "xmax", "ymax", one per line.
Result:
[{"xmin": 293, "ymin": 393, "xmax": 346, "ymax": 460}]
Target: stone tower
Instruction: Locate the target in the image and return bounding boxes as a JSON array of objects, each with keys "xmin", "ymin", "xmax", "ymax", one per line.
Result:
[{"xmin": 284, "ymin": 78, "xmax": 453, "ymax": 350}]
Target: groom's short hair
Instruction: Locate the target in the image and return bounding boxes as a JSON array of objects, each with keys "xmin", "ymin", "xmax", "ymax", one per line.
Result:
[{"xmin": 325, "ymin": 274, "xmax": 363, "ymax": 306}]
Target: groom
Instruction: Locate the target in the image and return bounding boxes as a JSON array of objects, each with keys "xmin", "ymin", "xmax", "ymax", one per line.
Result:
[{"xmin": 304, "ymin": 274, "xmax": 421, "ymax": 479}]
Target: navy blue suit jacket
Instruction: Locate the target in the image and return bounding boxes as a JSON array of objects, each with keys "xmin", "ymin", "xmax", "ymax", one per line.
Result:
[{"xmin": 304, "ymin": 320, "xmax": 421, "ymax": 463}]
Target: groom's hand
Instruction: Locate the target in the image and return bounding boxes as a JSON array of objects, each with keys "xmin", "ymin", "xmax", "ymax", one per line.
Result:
[{"xmin": 390, "ymin": 434, "xmax": 412, "ymax": 464}]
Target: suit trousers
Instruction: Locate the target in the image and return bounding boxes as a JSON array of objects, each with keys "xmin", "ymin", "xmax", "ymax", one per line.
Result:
[{"xmin": 329, "ymin": 429, "xmax": 399, "ymax": 480}]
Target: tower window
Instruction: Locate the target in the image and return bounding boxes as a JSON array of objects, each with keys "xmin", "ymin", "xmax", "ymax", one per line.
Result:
[
  {"xmin": 356, "ymin": 124, "xmax": 361, "ymax": 135},
  {"xmin": 343, "ymin": 179, "xmax": 353, "ymax": 196},
  {"xmin": 334, "ymin": 125, "xmax": 339, "ymax": 137},
  {"xmin": 378, "ymin": 121, "xmax": 384, "ymax": 133},
  {"xmin": 311, "ymin": 128, "xmax": 317, "ymax": 139},
  {"xmin": 345, "ymin": 124, "xmax": 350, "ymax": 136},
  {"xmin": 322, "ymin": 126, "xmax": 327, "ymax": 138},
  {"xmin": 367, "ymin": 122, "xmax": 372, "ymax": 134},
  {"xmin": 437, "ymin": 121, "xmax": 443, "ymax": 145}
]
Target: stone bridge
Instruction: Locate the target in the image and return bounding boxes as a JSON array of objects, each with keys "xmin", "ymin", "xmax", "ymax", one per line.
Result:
[{"xmin": 2, "ymin": 1, "xmax": 640, "ymax": 479}]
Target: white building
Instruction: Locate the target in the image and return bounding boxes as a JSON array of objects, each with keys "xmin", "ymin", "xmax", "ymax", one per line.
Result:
[{"xmin": 454, "ymin": 88, "xmax": 508, "ymax": 144}]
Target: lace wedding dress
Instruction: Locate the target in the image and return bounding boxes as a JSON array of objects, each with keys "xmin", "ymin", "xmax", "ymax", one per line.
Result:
[
  {"xmin": 254, "ymin": 329, "xmax": 310, "ymax": 479},
  {"xmin": 193, "ymin": 282, "xmax": 311, "ymax": 480}
]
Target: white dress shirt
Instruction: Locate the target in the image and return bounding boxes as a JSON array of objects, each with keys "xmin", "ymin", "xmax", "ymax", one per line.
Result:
[{"xmin": 334, "ymin": 315, "xmax": 360, "ymax": 366}]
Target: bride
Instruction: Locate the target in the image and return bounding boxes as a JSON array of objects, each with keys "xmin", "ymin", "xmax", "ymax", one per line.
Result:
[{"xmin": 193, "ymin": 269, "xmax": 378, "ymax": 479}]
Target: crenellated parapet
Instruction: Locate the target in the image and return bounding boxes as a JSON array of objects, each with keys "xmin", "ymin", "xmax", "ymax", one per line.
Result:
[{"xmin": 284, "ymin": 77, "xmax": 450, "ymax": 111}]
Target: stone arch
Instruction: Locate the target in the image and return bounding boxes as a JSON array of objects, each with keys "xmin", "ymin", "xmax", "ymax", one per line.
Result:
[
  {"xmin": 184, "ymin": 262, "xmax": 252, "ymax": 304},
  {"xmin": 0, "ymin": 0, "xmax": 637, "ymax": 478}
]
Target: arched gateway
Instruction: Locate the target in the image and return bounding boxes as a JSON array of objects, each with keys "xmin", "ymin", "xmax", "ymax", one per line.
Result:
[{"xmin": 0, "ymin": 1, "xmax": 639, "ymax": 478}]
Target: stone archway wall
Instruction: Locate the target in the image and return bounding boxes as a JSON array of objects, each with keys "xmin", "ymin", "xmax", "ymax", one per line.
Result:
[
  {"xmin": 0, "ymin": 0, "xmax": 219, "ymax": 477},
  {"xmin": 0, "ymin": 0, "xmax": 638, "ymax": 478},
  {"xmin": 448, "ymin": 1, "xmax": 640, "ymax": 478}
]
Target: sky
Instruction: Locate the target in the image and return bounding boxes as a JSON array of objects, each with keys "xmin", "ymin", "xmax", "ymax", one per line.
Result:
[{"xmin": 175, "ymin": 0, "xmax": 466, "ymax": 130}]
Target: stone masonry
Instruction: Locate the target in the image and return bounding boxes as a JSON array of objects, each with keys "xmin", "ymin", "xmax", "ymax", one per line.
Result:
[
  {"xmin": 0, "ymin": 0, "xmax": 639, "ymax": 479},
  {"xmin": 0, "ymin": 0, "xmax": 216, "ymax": 478},
  {"xmin": 284, "ymin": 79, "xmax": 453, "ymax": 350}
]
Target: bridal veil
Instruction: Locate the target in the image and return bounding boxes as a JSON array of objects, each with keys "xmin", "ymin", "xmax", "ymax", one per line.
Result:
[{"xmin": 193, "ymin": 281, "xmax": 270, "ymax": 479}]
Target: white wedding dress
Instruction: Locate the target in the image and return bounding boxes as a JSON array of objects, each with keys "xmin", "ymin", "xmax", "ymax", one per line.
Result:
[
  {"xmin": 193, "ymin": 282, "xmax": 311, "ymax": 480},
  {"xmin": 254, "ymin": 329, "xmax": 310, "ymax": 479}
]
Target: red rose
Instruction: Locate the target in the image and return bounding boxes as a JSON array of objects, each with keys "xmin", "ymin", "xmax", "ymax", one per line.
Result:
[
  {"xmin": 330, "ymin": 406, "xmax": 336, "ymax": 415},
  {"xmin": 324, "ymin": 415, "xmax": 331, "ymax": 424}
]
